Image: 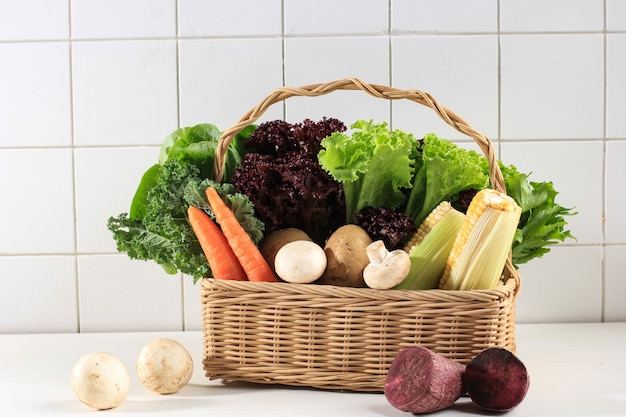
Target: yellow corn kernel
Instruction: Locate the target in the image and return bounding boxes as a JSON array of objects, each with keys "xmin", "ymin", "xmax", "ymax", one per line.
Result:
[
  {"xmin": 394, "ymin": 202, "xmax": 465, "ymax": 290},
  {"xmin": 440, "ymin": 188, "xmax": 521, "ymax": 291},
  {"xmin": 403, "ymin": 201, "xmax": 456, "ymax": 252}
]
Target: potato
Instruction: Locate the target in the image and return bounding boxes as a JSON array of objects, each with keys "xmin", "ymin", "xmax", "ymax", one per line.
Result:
[
  {"xmin": 259, "ymin": 228, "xmax": 312, "ymax": 274},
  {"xmin": 70, "ymin": 352, "xmax": 130, "ymax": 410},
  {"xmin": 136, "ymin": 338, "xmax": 193, "ymax": 394},
  {"xmin": 317, "ymin": 224, "xmax": 373, "ymax": 287}
]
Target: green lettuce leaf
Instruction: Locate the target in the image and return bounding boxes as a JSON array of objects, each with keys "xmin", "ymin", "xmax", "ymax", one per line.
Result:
[
  {"xmin": 159, "ymin": 123, "xmax": 255, "ymax": 182},
  {"xmin": 405, "ymin": 133, "xmax": 490, "ymax": 225},
  {"xmin": 318, "ymin": 120, "xmax": 415, "ymax": 222}
]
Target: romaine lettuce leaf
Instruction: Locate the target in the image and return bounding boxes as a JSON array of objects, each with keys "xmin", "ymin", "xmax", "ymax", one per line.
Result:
[{"xmin": 499, "ymin": 163, "xmax": 576, "ymax": 266}]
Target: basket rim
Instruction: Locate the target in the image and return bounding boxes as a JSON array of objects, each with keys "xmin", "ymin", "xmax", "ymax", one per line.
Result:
[
  {"xmin": 210, "ymin": 77, "xmax": 521, "ymax": 291},
  {"xmin": 200, "ymin": 275, "xmax": 518, "ymax": 303}
]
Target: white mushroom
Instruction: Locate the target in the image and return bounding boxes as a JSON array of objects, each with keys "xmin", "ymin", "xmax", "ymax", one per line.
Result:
[
  {"xmin": 136, "ymin": 338, "xmax": 193, "ymax": 394},
  {"xmin": 70, "ymin": 352, "xmax": 130, "ymax": 410},
  {"xmin": 274, "ymin": 240, "xmax": 327, "ymax": 284},
  {"xmin": 363, "ymin": 240, "xmax": 411, "ymax": 289}
]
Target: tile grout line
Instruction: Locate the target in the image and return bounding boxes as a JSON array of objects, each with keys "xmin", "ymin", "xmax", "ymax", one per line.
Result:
[
  {"xmin": 281, "ymin": 0, "xmax": 286, "ymax": 119},
  {"xmin": 4, "ymin": 28, "xmax": 626, "ymax": 44},
  {"xmin": 175, "ymin": 0, "xmax": 186, "ymax": 332},
  {"xmin": 600, "ymin": 0, "xmax": 608, "ymax": 322},
  {"xmin": 388, "ymin": 0, "xmax": 393, "ymax": 128},
  {"xmin": 67, "ymin": 0, "xmax": 82, "ymax": 334},
  {"xmin": 497, "ymin": 0, "xmax": 502, "ymax": 157}
]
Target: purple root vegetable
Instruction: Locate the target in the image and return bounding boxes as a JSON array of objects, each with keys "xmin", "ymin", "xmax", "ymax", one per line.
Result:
[
  {"xmin": 464, "ymin": 347, "xmax": 530, "ymax": 412},
  {"xmin": 384, "ymin": 346, "xmax": 466, "ymax": 414}
]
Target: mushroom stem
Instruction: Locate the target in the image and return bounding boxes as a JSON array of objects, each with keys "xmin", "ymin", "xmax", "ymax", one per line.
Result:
[{"xmin": 363, "ymin": 241, "xmax": 411, "ymax": 290}]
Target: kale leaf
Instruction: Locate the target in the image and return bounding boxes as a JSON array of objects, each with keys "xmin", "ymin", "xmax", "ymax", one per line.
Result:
[{"xmin": 108, "ymin": 122, "xmax": 264, "ymax": 282}]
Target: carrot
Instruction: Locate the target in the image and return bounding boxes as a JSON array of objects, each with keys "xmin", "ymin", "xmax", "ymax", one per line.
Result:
[
  {"xmin": 187, "ymin": 205, "xmax": 247, "ymax": 281},
  {"xmin": 205, "ymin": 186, "xmax": 279, "ymax": 282}
]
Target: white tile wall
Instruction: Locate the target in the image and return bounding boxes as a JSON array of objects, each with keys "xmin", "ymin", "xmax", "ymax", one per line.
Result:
[
  {"xmin": 1, "ymin": 0, "xmax": 624, "ymax": 333},
  {"xmin": 71, "ymin": 0, "xmax": 176, "ymax": 39},
  {"xmin": 179, "ymin": 0, "xmax": 282, "ymax": 37},
  {"xmin": 71, "ymin": 39, "xmax": 179, "ymax": 146},
  {"xmin": 606, "ymin": 140, "xmax": 626, "ymax": 245},
  {"xmin": 515, "ymin": 245, "xmax": 603, "ymax": 323},
  {"xmin": 605, "ymin": 245, "xmax": 626, "ymax": 321},
  {"xmin": 0, "ymin": 42, "xmax": 72, "ymax": 147},
  {"xmin": 391, "ymin": 35, "xmax": 499, "ymax": 140},
  {"xmin": 178, "ymin": 38, "xmax": 284, "ymax": 128},
  {"xmin": 284, "ymin": 36, "xmax": 390, "ymax": 123},
  {"xmin": 500, "ymin": 141, "xmax": 604, "ymax": 245},
  {"xmin": 500, "ymin": 34, "xmax": 604, "ymax": 140},
  {"xmin": 607, "ymin": 0, "xmax": 626, "ymax": 31},
  {"xmin": 392, "ymin": 0, "xmax": 498, "ymax": 33},
  {"xmin": 284, "ymin": 0, "xmax": 388, "ymax": 35},
  {"xmin": 0, "ymin": 149, "xmax": 76, "ymax": 253},
  {"xmin": 0, "ymin": 256, "xmax": 78, "ymax": 333},
  {"xmin": 606, "ymin": 34, "xmax": 626, "ymax": 137},
  {"xmin": 74, "ymin": 147, "xmax": 160, "ymax": 253},
  {"xmin": 0, "ymin": 0, "xmax": 69, "ymax": 40},
  {"xmin": 77, "ymin": 255, "xmax": 183, "ymax": 332},
  {"xmin": 500, "ymin": 0, "xmax": 604, "ymax": 32}
]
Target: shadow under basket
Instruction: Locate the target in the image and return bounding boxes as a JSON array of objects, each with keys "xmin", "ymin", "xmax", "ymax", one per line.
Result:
[{"xmin": 200, "ymin": 78, "xmax": 521, "ymax": 392}]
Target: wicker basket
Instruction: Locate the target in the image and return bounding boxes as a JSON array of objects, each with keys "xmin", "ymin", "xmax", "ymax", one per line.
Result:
[{"xmin": 200, "ymin": 78, "xmax": 521, "ymax": 392}]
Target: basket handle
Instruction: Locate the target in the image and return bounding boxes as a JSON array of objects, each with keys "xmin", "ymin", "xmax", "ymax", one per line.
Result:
[{"xmin": 213, "ymin": 78, "xmax": 520, "ymax": 291}]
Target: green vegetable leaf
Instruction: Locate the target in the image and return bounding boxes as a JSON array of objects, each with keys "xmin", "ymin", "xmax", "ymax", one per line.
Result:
[
  {"xmin": 165, "ymin": 124, "xmax": 222, "ymax": 160},
  {"xmin": 108, "ymin": 159, "xmax": 265, "ymax": 283},
  {"xmin": 500, "ymin": 163, "xmax": 576, "ymax": 267},
  {"xmin": 404, "ymin": 133, "xmax": 490, "ymax": 226},
  {"xmin": 222, "ymin": 193, "xmax": 265, "ymax": 244},
  {"xmin": 158, "ymin": 123, "xmax": 255, "ymax": 182},
  {"xmin": 182, "ymin": 179, "xmax": 265, "ymax": 244},
  {"xmin": 129, "ymin": 163, "xmax": 162, "ymax": 221},
  {"xmin": 319, "ymin": 120, "xmax": 415, "ymax": 222},
  {"xmin": 127, "ymin": 122, "xmax": 256, "ymax": 238}
]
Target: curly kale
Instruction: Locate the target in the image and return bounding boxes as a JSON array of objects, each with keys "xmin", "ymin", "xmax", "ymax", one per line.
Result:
[{"xmin": 107, "ymin": 159, "xmax": 264, "ymax": 282}]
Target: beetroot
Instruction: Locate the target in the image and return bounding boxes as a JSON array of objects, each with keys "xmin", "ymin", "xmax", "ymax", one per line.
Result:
[
  {"xmin": 384, "ymin": 346, "xmax": 466, "ymax": 414},
  {"xmin": 464, "ymin": 347, "xmax": 530, "ymax": 412}
]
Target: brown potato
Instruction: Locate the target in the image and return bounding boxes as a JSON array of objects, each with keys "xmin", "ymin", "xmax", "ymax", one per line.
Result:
[{"xmin": 317, "ymin": 224, "xmax": 373, "ymax": 287}]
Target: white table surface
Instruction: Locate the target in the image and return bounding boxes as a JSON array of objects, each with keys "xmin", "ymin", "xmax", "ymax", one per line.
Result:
[{"xmin": 1, "ymin": 322, "xmax": 625, "ymax": 416}]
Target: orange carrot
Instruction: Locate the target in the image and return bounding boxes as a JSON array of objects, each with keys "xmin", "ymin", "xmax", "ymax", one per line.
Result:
[
  {"xmin": 187, "ymin": 205, "xmax": 247, "ymax": 281},
  {"xmin": 205, "ymin": 186, "xmax": 279, "ymax": 282}
]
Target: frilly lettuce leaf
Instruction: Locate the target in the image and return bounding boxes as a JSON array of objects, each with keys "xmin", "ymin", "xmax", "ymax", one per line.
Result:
[
  {"xmin": 318, "ymin": 120, "xmax": 415, "ymax": 222},
  {"xmin": 405, "ymin": 133, "xmax": 490, "ymax": 225}
]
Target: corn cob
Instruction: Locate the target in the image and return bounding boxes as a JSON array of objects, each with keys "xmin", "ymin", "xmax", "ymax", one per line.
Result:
[
  {"xmin": 440, "ymin": 188, "xmax": 522, "ymax": 291},
  {"xmin": 394, "ymin": 202, "xmax": 465, "ymax": 290}
]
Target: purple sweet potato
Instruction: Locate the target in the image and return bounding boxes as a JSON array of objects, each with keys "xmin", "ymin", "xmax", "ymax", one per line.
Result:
[
  {"xmin": 384, "ymin": 346, "xmax": 466, "ymax": 414},
  {"xmin": 464, "ymin": 347, "xmax": 530, "ymax": 412}
]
